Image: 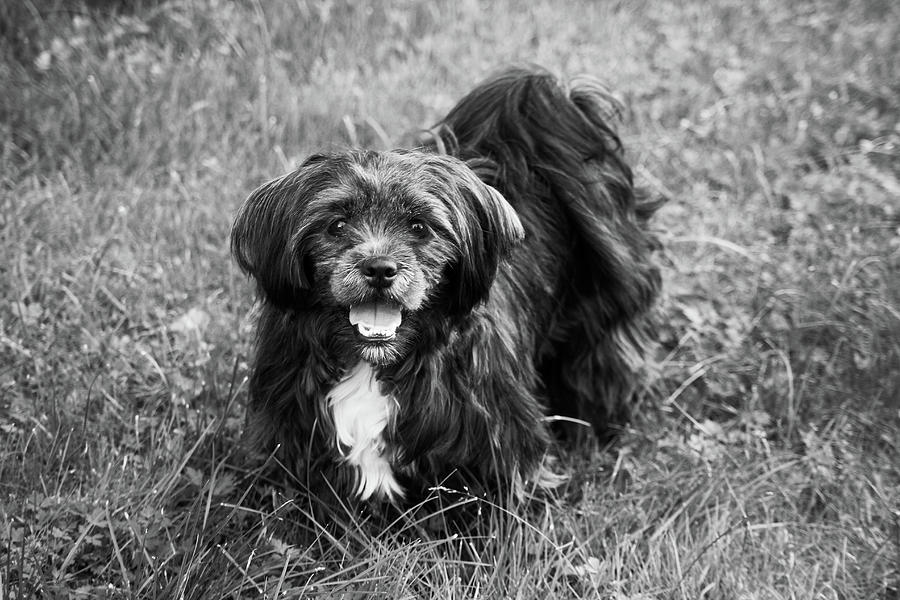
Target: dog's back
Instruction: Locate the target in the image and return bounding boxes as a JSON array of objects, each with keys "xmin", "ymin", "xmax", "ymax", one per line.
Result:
[
  {"xmin": 423, "ymin": 67, "xmax": 662, "ymax": 434},
  {"xmin": 232, "ymin": 67, "xmax": 661, "ymax": 507}
]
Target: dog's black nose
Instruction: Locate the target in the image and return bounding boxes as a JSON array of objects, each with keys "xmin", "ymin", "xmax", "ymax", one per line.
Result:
[{"xmin": 359, "ymin": 257, "xmax": 398, "ymax": 288}]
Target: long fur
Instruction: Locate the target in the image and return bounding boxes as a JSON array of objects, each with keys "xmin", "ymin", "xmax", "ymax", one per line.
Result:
[{"xmin": 231, "ymin": 66, "xmax": 661, "ymax": 506}]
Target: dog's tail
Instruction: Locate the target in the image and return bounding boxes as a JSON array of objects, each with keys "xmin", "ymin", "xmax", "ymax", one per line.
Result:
[{"xmin": 421, "ymin": 66, "xmax": 662, "ymax": 328}]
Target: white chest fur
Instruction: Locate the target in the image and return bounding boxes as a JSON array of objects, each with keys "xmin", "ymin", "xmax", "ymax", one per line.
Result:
[{"xmin": 327, "ymin": 361, "xmax": 403, "ymax": 501}]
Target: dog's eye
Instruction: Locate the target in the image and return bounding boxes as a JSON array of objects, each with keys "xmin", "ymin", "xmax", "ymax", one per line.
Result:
[
  {"xmin": 328, "ymin": 219, "xmax": 347, "ymax": 237},
  {"xmin": 410, "ymin": 220, "xmax": 430, "ymax": 239}
]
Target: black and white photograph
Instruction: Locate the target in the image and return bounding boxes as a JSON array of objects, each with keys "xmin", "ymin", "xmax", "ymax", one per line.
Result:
[{"xmin": 1, "ymin": 1, "xmax": 898, "ymax": 597}]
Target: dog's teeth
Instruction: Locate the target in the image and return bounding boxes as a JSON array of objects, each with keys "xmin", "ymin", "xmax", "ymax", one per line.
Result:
[{"xmin": 355, "ymin": 323, "xmax": 398, "ymax": 340}]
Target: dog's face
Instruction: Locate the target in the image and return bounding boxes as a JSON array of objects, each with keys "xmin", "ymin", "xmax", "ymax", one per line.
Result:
[{"xmin": 232, "ymin": 150, "xmax": 523, "ymax": 364}]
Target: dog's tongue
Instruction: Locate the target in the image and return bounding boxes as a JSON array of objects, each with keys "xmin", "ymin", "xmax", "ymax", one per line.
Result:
[{"xmin": 349, "ymin": 301, "xmax": 402, "ymax": 340}]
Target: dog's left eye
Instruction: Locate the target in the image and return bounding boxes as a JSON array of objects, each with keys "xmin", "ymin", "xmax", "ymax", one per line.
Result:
[
  {"xmin": 328, "ymin": 219, "xmax": 347, "ymax": 237},
  {"xmin": 410, "ymin": 220, "xmax": 430, "ymax": 239}
]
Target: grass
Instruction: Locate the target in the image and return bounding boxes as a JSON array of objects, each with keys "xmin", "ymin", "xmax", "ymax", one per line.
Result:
[{"xmin": 1, "ymin": 0, "xmax": 898, "ymax": 597}]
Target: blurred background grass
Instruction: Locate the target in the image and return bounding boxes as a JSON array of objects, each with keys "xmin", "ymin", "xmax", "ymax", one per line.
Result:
[{"xmin": 1, "ymin": 1, "xmax": 898, "ymax": 598}]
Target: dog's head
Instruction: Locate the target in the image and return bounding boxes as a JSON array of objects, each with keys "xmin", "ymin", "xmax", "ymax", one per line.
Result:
[{"xmin": 232, "ymin": 150, "xmax": 523, "ymax": 364}]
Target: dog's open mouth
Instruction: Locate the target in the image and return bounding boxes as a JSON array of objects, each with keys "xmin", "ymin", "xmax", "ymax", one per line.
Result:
[{"xmin": 349, "ymin": 301, "xmax": 403, "ymax": 341}]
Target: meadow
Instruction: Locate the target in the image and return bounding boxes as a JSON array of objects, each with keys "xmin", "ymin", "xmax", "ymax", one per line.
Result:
[{"xmin": 1, "ymin": 0, "xmax": 898, "ymax": 597}]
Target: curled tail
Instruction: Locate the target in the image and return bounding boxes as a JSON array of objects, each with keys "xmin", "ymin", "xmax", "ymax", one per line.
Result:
[{"xmin": 422, "ymin": 66, "xmax": 662, "ymax": 330}]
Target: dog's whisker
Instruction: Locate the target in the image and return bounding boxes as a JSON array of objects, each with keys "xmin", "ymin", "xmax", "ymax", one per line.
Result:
[{"xmin": 542, "ymin": 415, "xmax": 592, "ymax": 428}]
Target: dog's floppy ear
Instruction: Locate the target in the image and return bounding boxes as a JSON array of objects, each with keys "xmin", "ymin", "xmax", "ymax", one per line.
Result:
[
  {"xmin": 230, "ymin": 154, "xmax": 330, "ymax": 309},
  {"xmin": 421, "ymin": 155, "xmax": 524, "ymax": 316}
]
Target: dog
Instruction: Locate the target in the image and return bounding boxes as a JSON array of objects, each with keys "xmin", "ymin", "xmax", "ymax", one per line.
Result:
[{"xmin": 231, "ymin": 66, "xmax": 661, "ymax": 507}]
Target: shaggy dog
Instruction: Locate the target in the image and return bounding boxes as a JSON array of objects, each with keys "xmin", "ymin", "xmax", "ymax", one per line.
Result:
[{"xmin": 231, "ymin": 66, "xmax": 661, "ymax": 506}]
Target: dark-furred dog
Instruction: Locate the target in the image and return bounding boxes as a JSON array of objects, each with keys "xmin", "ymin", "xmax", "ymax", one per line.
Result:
[{"xmin": 231, "ymin": 67, "xmax": 660, "ymax": 506}]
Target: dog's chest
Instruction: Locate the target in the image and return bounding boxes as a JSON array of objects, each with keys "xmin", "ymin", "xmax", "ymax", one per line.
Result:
[{"xmin": 327, "ymin": 362, "xmax": 402, "ymax": 501}]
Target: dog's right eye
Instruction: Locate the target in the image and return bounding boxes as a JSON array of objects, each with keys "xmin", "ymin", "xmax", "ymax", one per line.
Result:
[
  {"xmin": 410, "ymin": 220, "xmax": 431, "ymax": 239},
  {"xmin": 328, "ymin": 219, "xmax": 347, "ymax": 237}
]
